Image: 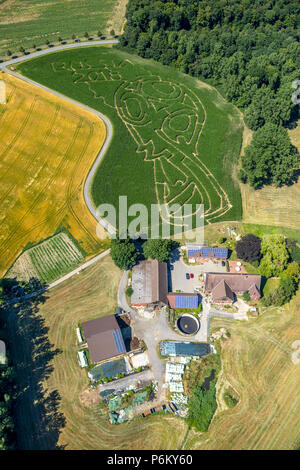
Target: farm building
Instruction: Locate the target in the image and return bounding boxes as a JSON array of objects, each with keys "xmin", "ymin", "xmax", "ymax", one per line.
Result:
[
  {"xmin": 169, "ymin": 382, "xmax": 184, "ymax": 393},
  {"xmin": 204, "ymin": 272, "xmax": 261, "ymax": 304},
  {"xmin": 131, "ymin": 259, "xmax": 168, "ymax": 307},
  {"xmin": 187, "ymin": 245, "xmax": 228, "ymax": 263},
  {"xmin": 161, "ymin": 341, "xmax": 211, "ymax": 357},
  {"xmin": 167, "ymin": 292, "xmax": 199, "ymax": 309},
  {"xmin": 81, "ymin": 315, "xmax": 126, "ymax": 364}
]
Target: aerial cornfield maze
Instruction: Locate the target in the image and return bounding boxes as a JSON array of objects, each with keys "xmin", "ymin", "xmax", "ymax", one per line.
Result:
[
  {"xmin": 7, "ymin": 232, "xmax": 84, "ymax": 284},
  {"xmin": 18, "ymin": 47, "xmax": 243, "ymax": 231}
]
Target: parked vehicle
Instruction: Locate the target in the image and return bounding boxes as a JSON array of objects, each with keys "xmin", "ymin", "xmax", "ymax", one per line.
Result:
[
  {"xmin": 185, "ymin": 273, "xmax": 190, "ymax": 280},
  {"xmin": 190, "ymin": 273, "xmax": 194, "ymax": 279}
]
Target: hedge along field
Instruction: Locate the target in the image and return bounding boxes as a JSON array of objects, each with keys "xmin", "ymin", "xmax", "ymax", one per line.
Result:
[{"xmin": 18, "ymin": 46, "xmax": 243, "ymax": 231}]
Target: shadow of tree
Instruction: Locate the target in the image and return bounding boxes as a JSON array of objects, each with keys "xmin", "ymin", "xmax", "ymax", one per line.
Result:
[{"xmin": 2, "ymin": 292, "xmax": 66, "ymax": 449}]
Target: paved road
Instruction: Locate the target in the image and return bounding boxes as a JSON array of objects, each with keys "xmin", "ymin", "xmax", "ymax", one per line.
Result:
[{"xmin": 0, "ymin": 40, "xmax": 118, "ymax": 236}]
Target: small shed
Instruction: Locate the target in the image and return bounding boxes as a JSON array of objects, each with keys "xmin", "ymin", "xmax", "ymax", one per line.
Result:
[{"xmin": 78, "ymin": 350, "xmax": 88, "ymax": 368}]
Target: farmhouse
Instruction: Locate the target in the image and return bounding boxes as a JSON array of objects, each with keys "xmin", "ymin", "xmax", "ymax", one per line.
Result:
[
  {"xmin": 131, "ymin": 259, "xmax": 168, "ymax": 307},
  {"xmin": 187, "ymin": 245, "xmax": 228, "ymax": 263},
  {"xmin": 204, "ymin": 272, "xmax": 261, "ymax": 304},
  {"xmin": 167, "ymin": 292, "xmax": 199, "ymax": 309},
  {"xmin": 81, "ymin": 315, "xmax": 126, "ymax": 364}
]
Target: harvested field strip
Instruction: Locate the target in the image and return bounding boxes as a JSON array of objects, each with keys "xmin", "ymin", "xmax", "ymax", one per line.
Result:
[
  {"xmin": 0, "ymin": 72, "xmax": 107, "ymax": 276},
  {"xmin": 18, "ymin": 46, "xmax": 243, "ymax": 230},
  {"xmin": 7, "ymin": 232, "xmax": 84, "ymax": 284}
]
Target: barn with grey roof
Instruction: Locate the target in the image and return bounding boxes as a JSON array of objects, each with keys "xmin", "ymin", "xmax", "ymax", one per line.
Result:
[{"xmin": 131, "ymin": 259, "xmax": 168, "ymax": 307}]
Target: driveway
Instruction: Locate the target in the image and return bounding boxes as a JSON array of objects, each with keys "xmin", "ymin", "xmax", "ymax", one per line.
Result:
[{"xmin": 169, "ymin": 254, "xmax": 226, "ymax": 292}]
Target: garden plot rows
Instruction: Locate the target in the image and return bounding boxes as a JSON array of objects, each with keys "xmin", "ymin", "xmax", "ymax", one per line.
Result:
[
  {"xmin": 7, "ymin": 232, "xmax": 84, "ymax": 284},
  {"xmin": 55, "ymin": 56, "xmax": 230, "ymax": 225}
]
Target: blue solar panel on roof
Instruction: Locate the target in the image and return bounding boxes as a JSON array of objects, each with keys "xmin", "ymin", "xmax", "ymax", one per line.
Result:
[
  {"xmin": 174, "ymin": 295, "xmax": 198, "ymax": 308},
  {"xmin": 188, "ymin": 247, "xmax": 228, "ymax": 258},
  {"xmin": 112, "ymin": 330, "xmax": 126, "ymax": 354}
]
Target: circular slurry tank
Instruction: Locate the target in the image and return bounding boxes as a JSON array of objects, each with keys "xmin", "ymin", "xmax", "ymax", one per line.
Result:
[{"xmin": 177, "ymin": 314, "xmax": 200, "ymax": 335}]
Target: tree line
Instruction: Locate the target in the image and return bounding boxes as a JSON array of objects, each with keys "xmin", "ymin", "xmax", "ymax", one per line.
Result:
[
  {"xmin": 120, "ymin": 0, "xmax": 300, "ymax": 188},
  {"xmin": 236, "ymin": 233, "xmax": 300, "ymax": 306}
]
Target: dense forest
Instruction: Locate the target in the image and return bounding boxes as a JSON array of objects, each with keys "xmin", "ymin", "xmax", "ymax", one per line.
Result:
[{"xmin": 120, "ymin": 0, "xmax": 300, "ymax": 188}]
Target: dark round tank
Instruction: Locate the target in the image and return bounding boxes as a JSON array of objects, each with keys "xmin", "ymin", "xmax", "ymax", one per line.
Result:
[{"xmin": 177, "ymin": 314, "xmax": 200, "ymax": 335}]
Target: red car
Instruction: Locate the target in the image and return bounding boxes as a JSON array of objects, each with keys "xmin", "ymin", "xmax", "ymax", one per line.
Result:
[{"xmin": 190, "ymin": 273, "xmax": 194, "ymax": 279}]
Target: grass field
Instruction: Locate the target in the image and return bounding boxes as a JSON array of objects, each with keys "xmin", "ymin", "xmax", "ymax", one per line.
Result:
[
  {"xmin": 3, "ymin": 255, "xmax": 187, "ymax": 450},
  {"xmin": 7, "ymin": 232, "xmax": 85, "ymax": 284},
  {"xmin": 4, "ymin": 253, "xmax": 300, "ymax": 449},
  {"xmin": 17, "ymin": 46, "xmax": 243, "ymax": 231},
  {"xmin": 0, "ymin": 71, "xmax": 108, "ymax": 277},
  {"xmin": 0, "ymin": 0, "xmax": 124, "ymax": 56},
  {"xmin": 240, "ymin": 120, "xmax": 300, "ymax": 230}
]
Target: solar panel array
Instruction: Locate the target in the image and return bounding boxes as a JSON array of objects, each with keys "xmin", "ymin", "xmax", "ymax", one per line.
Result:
[
  {"xmin": 174, "ymin": 295, "xmax": 198, "ymax": 308},
  {"xmin": 188, "ymin": 247, "xmax": 228, "ymax": 258},
  {"xmin": 112, "ymin": 329, "xmax": 126, "ymax": 354}
]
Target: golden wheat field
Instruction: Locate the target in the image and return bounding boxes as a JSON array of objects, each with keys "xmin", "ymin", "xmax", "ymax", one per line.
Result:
[
  {"xmin": 240, "ymin": 121, "xmax": 300, "ymax": 230},
  {"xmin": 0, "ymin": 71, "xmax": 107, "ymax": 276}
]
